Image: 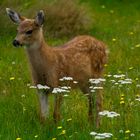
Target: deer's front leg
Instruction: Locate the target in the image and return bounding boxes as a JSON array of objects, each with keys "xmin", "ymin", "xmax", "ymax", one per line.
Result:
[
  {"xmin": 37, "ymin": 90, "xmax": 49, "ymax": 123},
  {"xmin": 53, "ymin": 94, "xmax": 63, "ymax": 123}
]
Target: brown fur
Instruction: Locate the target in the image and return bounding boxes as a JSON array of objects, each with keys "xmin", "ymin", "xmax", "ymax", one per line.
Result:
[
  {"xmin": 6, "ymin": 9, "xmax": 108, "ymax": 127},
  {"xmin": 26, "ymin": 34, "xmax": 107, "ymax": 87}
]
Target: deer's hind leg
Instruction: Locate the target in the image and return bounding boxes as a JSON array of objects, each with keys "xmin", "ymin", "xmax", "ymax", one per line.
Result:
[
  {"xmin": 88, "ymin": 93, "xmax": 95, "ymax": 122},
  {"xmin": 81, "ymin": 87, "xmax": 95, "ymax": 122},
  {"xmin": 81, "ymin": 82, "xmax": 103, "ymax": 128},
  {"xmin": 96, "ymin": 88, "xmax": 103, "ymax": 128}
]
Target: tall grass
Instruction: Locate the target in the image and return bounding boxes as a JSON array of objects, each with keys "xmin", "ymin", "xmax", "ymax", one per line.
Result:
[
  {"xmin": 0, "ymin": 0, "xmax": 93, "ymax": 38},
  {"xmin": 0, "ymin": 0, "xmax": 140, "ymax": 140}
]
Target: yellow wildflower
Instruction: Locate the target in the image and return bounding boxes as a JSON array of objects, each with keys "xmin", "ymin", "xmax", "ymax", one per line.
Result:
[
  {"xmin": 34, "ymin": 135, "xmax": 38, "ymax": 138},
  {"xmin": 125, "ymin": 130, "xmax": 130, "ymax": 134},
  {"xmin": 16, "ymin": 138, "xmax": 21, "ymax": 140},
  {"xmin": 129, "ymin": 32, "xmax": 134, "ymax": 35},
  {"xmin": 57, "ymin": 126, "xmax": 62, "ymax": 129},
  {"xmin": 104, "ymin": 64, "xmax": 108, "ymax": 67},
  {"xmin": 62, "ymin": 130, "xmax": 66, "ymax": 134},
  {"xmin": 67, "ymin": 118, "xmax": 72, "ymax": 122},
  {"xmin": 112, "ymin": 38, "xmax": 116, "ymax": 42},
  {"xmin": 10, "ymin": 77, "xmax": 15, "ymax": 80},
  {"xmin": 129, "ymin": 67, "xmax": 133, "ymax": 70},
  {"xmin": 135, "ymin": 44, "xmax": 140, "ymax": 48},
  {"xmin": 121, "ymin": 94, "xmax": 125, "ymax": 97},
  {"xmin": 59, "ymin": 130, "xmax": 66, "ymax": 135},
  {"xmin": 136, "ymin": 94, "xmax": 140, "ymax": 98},
  {"xmin": 120, "ymin": 100, "xmax": 125, "ymax": 104},
  {"xmin": 135, "ymin": 78, "xmax": 139, "ymax": 81}
]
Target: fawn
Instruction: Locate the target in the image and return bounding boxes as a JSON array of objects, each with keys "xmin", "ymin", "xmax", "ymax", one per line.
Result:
[{"xmin": 6, "ymin": 8, "xmax": 108, "ymax": 127}]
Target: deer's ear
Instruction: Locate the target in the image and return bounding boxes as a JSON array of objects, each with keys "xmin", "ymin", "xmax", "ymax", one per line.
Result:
[
  {"xmin": 6, "ymin": 8, "xmax": 25, "ymax": 24},
  {"xmin": 35, "ymin": 10, "xmax": 44, "ymax": 26}
]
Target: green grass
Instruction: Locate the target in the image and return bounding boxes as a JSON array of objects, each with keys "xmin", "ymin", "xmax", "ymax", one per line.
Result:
[{"xmin": 1, "ymin": 0, "xmax": 140, "ymax": 140}]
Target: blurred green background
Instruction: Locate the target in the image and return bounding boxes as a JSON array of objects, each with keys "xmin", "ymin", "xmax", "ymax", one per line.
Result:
[{"xmin": 0, "ymin": 0, "xmax": 140, "ymax": 140}]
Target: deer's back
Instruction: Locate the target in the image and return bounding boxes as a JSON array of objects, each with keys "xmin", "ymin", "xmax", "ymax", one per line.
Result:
[{"xmin": 52, "ymin": 35, "xmax": 108, "ymax": 85}]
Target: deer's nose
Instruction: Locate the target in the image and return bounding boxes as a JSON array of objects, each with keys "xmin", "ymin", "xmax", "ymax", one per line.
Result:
[{"xmin": 13, "ymin": 40, "xmax": 20, "ymax": 47}]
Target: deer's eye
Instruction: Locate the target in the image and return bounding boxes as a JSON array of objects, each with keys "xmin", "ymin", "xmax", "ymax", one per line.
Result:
[{"xmin": 26, "ymin": 30, "xmax": 33, "ymax": 35}]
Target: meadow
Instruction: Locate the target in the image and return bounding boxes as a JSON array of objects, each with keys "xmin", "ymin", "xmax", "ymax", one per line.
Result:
[{"xmin": 0, "ymin": 0, "xmax": 140, "ymax": 140}]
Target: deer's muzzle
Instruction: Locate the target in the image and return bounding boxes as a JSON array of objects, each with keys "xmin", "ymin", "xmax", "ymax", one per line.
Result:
[{"xmin": 13, "ymin": 40, "xmax": 22, "ymax": 47}]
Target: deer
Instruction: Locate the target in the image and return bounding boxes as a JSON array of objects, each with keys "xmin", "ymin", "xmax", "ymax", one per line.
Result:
[{"xmin": 6, "ymin": 8, "xmax": 108, "ymax": 127}]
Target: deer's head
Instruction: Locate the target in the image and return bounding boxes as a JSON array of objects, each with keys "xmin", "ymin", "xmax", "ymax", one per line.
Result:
[{"xmin": 6, "ymin": 8, "xmax": 44, "ymax": 47}]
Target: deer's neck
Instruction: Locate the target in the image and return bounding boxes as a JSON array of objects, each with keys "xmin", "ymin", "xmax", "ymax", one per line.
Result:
[
  {"xmin": 25, "ymin": 34, "xmax": 50, "ymax": 70},
  {"xmin": 25, "ymin": 35, "xmax": 57, "ymax": 86}
]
